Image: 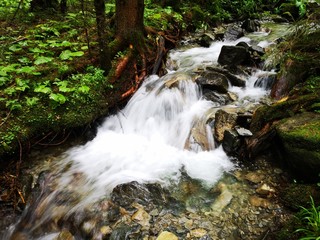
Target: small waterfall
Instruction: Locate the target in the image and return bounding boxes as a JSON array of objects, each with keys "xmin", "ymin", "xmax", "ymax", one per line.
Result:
[
  {"xmin": 5, "ymin": 72, "xmax": 234, "ymax": 240},
  {"xmin": 3, "ymin": 33, "xmax": 279, "ymax": 239}
]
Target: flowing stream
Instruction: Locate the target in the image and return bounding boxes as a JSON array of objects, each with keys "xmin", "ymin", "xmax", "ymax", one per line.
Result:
[{"xmin": 3, "ymin": 24, "xmax": 289, "ymax": 240}]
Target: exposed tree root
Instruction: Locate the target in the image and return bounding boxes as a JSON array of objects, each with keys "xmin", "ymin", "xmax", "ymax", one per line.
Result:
[
  {"xmin": 152, "ymin": 36, "xmax": 166, "ymax": 75},
  {"xmin": 243, "ymin": 123, "xmax": 277, "ymax": 159},
  {"xmin": 121, "ymin": 52, "xmax": 146, "ymax": 99}
]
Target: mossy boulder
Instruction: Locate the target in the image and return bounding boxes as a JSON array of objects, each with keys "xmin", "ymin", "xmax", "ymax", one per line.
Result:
[
  {"xmin": 250, "ymin": 93, "xmax": 319, "ymax": 133},
  {"xmin": 279, "ymin": 3, "xmax": 299, "ymax": 20},
  {"xmin": 275, "ymin": 112, "xmax": 320, "ymax": 181}
]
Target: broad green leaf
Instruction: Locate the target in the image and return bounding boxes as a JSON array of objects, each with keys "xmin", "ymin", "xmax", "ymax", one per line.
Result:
[
  {"xmin": 0, "ymin": 64, "xmax": 20, "ymax": 76},
  {"xmin": 70, "ymin": 51, "xmax": 84, "ymax": 57},
  {"xmin": 34, "ymin": 85, "xmax": 51, "ymax": 94},
  {"xmin": 9, "ymin": 45, "xmax": 22, "ymax": 52},
  {"xmin": 59, "ymin": 50, "xmax": 84, "ymax": 60},
  {"xmin": 29, "ymin": 47, "xmax": 45, "ymax": 54},
  {"xmin": 59, "ymin": 50, "xmax": 72, "ymax": 60},
  {"xmin": 26, "ymin": 97, "xmax": 39, "ymax": 106},
  {"xmin": 34, "ymin": 56, "xmax": 54, "ymax": 65},
  {"xmin": 49, "ymin": 93, "xmax": 66, "ymax": 104},
  {"xmin": 54, "ymin": 81, "xmax": 74, "ymax": 92},
  {"xmin": 60, "ymin": 41, "xmax": 72, "ymax": 47},
  {"xmin": 0, "ymin": 77, "xmax": 9, "ymax": 86},
  {"xmin": 153, "ymin": 13, "xmax": 162, "ymax": 19},
  {"xmin": 16, "ymin": 66, "xmax": 39, "ymax": 75},
  {"xmin": 15, "ymin": 78, "xmax": 29, "ymax": 91},
  {"xmin": 6, "ymin": 100, "xmax": 22, "ymax": 111},
  {"xmin": 4, "ymin": 87, "xmax": 16, "ymax": 95},
  {"xmin": 38, "ymin": 42, "xmax": 49, "ymax": 48},
  {"xmin": 18, "ymin": 57, "xmax": 32, "ymax": 64},
  {"xmin": 0, "ymin": 69, "xmax": 8, "ymax": 77},
  {"xmin": 78, "ymin": 85, "xmax": 90, "ymax": 93}
]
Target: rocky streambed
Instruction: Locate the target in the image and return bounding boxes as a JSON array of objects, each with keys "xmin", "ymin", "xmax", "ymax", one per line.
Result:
[{"xmin": 4, "ymin": 147, "xmax": 294, "ymax": 240}]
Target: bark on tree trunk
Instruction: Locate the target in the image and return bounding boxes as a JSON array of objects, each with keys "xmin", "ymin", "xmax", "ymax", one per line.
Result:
[
  {"xmin": 115, "ymin": 0, "xmax": 145, "ymax": 44},
  {"xmin": 30, "ymin": 0, "xmax": 58, "ymax": 11},
  {"xmin": 60, "ymin": 0, "xmax": 67, "ymax": 14},
  {"xmin": 94, "ymin": 0, "xmax": 111, "ymax": 73}
]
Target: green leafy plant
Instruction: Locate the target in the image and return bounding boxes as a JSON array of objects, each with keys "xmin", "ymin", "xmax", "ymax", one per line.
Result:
[
  {"xmin": 59, "ymin": 50, "xmax": 84, "ymax": 60},
  {"xmin": 295, "ymin": 196, "xmax": 320, "ymax": 240},
  {"xmin": 294, "ymin": 0, "xmax": 307, "ymax": 17}
]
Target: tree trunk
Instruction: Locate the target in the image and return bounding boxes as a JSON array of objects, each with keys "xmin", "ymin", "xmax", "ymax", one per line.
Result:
[
  {"xmin": 115, "ymin": 0, "xmax": 145, "ymax": 45},
  {"xmin": 94, "ymin": 0, "xmax": 111, "ymax": 73},
  {"xmin": 30, "ymin": 0, "xmax": 58, "ymax": 11},
  {"xmin": 60, "ymin": 0, "xmax": 67, "ymax": 14}
]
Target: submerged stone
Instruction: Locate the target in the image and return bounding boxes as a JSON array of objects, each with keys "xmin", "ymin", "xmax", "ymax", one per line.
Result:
[
  {"xmin": 249, "ymin": 195, "xmax": 271, "ymax": 208},
  {"xmin": 156, "ymin": 231, "xmax": 179, "ymax": 240}
]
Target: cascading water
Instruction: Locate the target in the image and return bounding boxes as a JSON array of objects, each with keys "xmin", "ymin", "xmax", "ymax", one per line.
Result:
[{"xmin": 3, "ymin": 33, "xmax": 278, "ymax": 239}]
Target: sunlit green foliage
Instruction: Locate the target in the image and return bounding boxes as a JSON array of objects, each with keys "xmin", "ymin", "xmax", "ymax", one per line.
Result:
[
  {"xmin": 0, "ymin": 0, "xmax": 31, "ymax": 19},
  {"xmin": 295, "ymin": 197, "xmax": 320, "ymax": 240}
]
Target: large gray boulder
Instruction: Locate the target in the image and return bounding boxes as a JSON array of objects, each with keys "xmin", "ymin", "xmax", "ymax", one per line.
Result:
[
  {"xmin": 197, "ymin": 72, "xmax": 229, "ymax": 94},
  {"xmin": 218, "ymin": 45, "xmax": 250, "ymax": 66}
]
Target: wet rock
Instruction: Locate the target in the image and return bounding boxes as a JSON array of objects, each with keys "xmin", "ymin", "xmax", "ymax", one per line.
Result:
[
  {"xmin": 7, "ymin": 231, "xmax": 29, "ymax": 240},
  {"xmin": 149, "ymin": 209, "xmax": 159, "ymax": 217},
  {"xmin": 81, "ymin": 220, "xmax": 97, "ymax": 236},
  {"xmin": 187, "ymin": 120, "xmax": 212, "ymax": 151},
  {"xmin": 256, "ymin": 183, "xmax": 275, "ymax": 197},
  {"xmin": 190, "ymin": 228, "xmax": 208, "ymax": 238},
  {"xmin": 241, "ymin": 19, "xmax": 260, "ymax": 32},
  {"xmin": 206, "ymin": 66, "xmax": 246, "ymax": 87},
  {"xmin": 222, "ymin": 129, "xmax": 241, "ymax": 155},
  {"xmin": 100, "ymin": 225, "xmax": 112, "ymax": 236},
  {"xmin": 214, "ymin": 109, "xmax": 238, "ymax": 142},
  {"xmin": 235, "ymin": 127, "xmax": 253, "ymax": 137},
  {"xmin": 131, "ymin": 208, "xmax": 151, "ymax": 230},
  {"xmin": 156, "ymin": 231, "xmax": 179, "ymax": 240},
  {"xmin": 183, "ymin": 218, "xmax": 194, "ymax": 230},
  {"xmin": 249, "ymin": 195, "xmax": 271, "ymax": 208},
  {"xmin": 218, "ymin": 45, "xmax": 250, "ymax": 66},
  {"xmin": 210, "ymin": 184, "xmax": 233, "ymax": 213},
  {"xmin": 228, "ymin": 92, "xmax": 238, "ymax": 101},
  {"xmin": 244, "ymin": 172, "xmax": 265, "ymax": 184},
  {"xmin": 111, "ymin": 182, "xmax": 179, "ymax": 210},
  {"xmin": 197, "ymin": 72, "xmax": 229, "ymax": 94},
  {"xmin": 224, "ymin": 25, "xmax": 244, "ymax": 41},
  {"xmin": 254, "ymin": 73, "xmax": 276, "ymax": 90},
  {"xmin": 163, "ymin": 72, "xmax": 194, "ymax": 89},
  {"xmin": 109, "ymin": 224, "xmax": 132, "ymax": 240},
  {"xmin": 55, "ymin": 230, "xmax": 74, "ymax": 240},
  {"xmin": 202, "ymin": 90, "xmax": 230, "ymax": 106},
  {"xmin": 250, "ymin": 45, "xmax": 264, "ymax": 56},
  {"xmin": 199, "ymin": 235, "xmax": 213, "ymax": 240},
  {"xmin": 197, "ymin": 33, "xmax": 214, "ymax": 48}
]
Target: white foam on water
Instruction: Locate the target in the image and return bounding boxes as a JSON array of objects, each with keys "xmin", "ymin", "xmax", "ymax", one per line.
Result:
[{"xmin": 59, "ymin": 74, "xmax": 234, "ymax": 206}]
